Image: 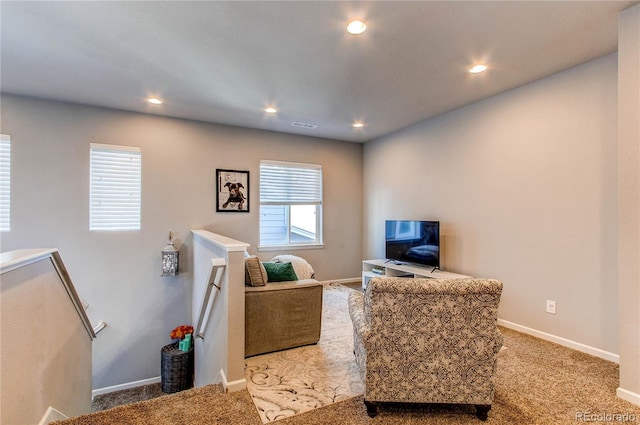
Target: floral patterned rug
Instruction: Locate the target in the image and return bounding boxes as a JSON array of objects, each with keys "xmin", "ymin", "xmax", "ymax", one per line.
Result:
[{"xmin": 244, "ymin": 285, "xmax": 364, "ymax": 423}]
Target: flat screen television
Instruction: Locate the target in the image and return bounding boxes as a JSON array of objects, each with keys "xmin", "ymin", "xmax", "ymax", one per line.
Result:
[{"xmin": 385, "ymin": 220, "xmax": 440, "ymax": 269}]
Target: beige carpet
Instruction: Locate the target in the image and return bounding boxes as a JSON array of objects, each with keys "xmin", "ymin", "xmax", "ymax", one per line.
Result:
[{"xmin": 56, "ymin": 286, "xmax": 640, "ymax": 424}]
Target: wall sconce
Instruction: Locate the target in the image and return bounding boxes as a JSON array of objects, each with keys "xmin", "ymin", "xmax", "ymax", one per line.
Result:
[{"xmin": 161, "ymin": 231, "xmax": 179, "ymax": 276}]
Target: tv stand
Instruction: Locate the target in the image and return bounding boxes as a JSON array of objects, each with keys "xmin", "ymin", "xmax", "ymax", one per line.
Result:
[{"xmin": 362, "ymin": 259, "xmax": 472, "ymax": 289}]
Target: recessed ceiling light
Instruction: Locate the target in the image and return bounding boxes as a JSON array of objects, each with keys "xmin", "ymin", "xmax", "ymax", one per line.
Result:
[
  {"xmin": 347, "ymin": 20, "xmax": 367, "ymax": 35},
  {"xmin": 264, "ymin": 107, "xmax": 278, "ymax": 114},
  {"xmin": 469, "ymin": 64, "xmax": 488, "ymax": 74},
  {"xmin": 147, "ymin": 97, "xmax": 163, "ymax": 105},
  {"xmin": 352, "ymin": 122, "xmax": 365, "ymax": 129}
]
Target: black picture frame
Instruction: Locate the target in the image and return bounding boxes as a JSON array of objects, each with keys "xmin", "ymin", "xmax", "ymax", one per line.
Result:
[{"xmin": 216, "ymin": 169, "xmax": 249, "ymax": 212}]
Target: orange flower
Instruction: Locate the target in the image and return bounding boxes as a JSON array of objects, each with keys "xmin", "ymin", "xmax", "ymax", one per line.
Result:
[{"xmin": 170, "ymin": 325, "xmax": 194, "ymax": 340}]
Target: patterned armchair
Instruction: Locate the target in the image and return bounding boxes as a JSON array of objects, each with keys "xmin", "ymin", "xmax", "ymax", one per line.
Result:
[{"xmin": 348, "ymin": 277, "xmax": 503, "ymax": 420}]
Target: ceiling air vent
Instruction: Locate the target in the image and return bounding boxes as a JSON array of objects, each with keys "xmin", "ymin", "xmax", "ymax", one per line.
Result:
[{"xmin": 291, "ymin": 121, "xmax": 318, "ymax": 129}]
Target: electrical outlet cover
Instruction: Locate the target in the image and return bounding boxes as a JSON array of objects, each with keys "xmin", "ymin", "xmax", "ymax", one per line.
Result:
[{"xmin": 546, "ymin": 300, "xmax": 556, "ymax": 314}]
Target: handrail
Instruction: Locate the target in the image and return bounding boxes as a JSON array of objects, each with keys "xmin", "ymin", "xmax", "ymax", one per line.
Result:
[
  {"xmin": 1, "ymin": 249, "xmax": 96, "ymax": 340},
  {"xmin": 50, "ymin": 251, "xmax": 96, "ymax": 339},
  {"xmin": 195, "ymin": 257, "xmax": 226, "ymax": 339}
]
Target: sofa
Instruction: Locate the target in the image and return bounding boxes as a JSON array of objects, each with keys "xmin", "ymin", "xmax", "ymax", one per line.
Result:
[
  {"xmin": 244, "ymin": 254, "xmax": 323, "ymax": 357},
  {"xmin": 348, "ymin": 276, "xmax": 503, "ymax": 420}
]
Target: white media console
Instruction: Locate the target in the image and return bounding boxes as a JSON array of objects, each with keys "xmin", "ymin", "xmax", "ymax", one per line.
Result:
[{"xmin": 362, "ymin": 259, "xmax": 472, "ymax": 289}]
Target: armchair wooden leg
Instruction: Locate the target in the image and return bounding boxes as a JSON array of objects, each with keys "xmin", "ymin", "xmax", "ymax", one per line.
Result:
[
  {"xmin": 475, "ymin": 404, "xmax": 491, "ymax": 421},
  {"xmin": 364, "ymin": 400, "xmax": 378, "ymax": 417}
]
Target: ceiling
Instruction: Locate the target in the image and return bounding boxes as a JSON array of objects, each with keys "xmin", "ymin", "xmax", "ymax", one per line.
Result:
[{"xmin": 1, "ymin": 1, "xmax": 637, "ymax": 143}]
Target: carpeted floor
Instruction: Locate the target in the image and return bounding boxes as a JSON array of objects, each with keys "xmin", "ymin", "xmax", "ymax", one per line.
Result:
[
  {"xmin": 57, "ymin": 285, "xmax": 640, "ymax": 424},
  {"xmin": 91, "ymin": 383, "xmax": 165, "ymax": 412}
]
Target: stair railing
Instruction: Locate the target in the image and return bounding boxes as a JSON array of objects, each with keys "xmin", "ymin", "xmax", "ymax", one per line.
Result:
[{"xmin": 195, "ymin": 257, "xmax": 227, "ymax": 339}]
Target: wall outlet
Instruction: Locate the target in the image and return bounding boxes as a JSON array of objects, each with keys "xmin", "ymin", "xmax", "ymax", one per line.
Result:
[{"xmin": 546, "ymin": 300, "xmax": 556, "ymax": 314}]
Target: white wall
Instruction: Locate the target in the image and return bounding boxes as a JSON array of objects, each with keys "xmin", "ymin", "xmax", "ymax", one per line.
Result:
[
  {"xmin": 617, "ymin": 3, "xmax": 640, "ymax": 403},
  {"xmin": 1, "ymin": 254, "xmax": 92, "ymax": 423},
  {"xmin": 0, "ymin": 95, "xmax": 363, "ymax": 389},
  {"xmin": 364, "ymin": 54, "xmax": 619, "ymax": 354}
]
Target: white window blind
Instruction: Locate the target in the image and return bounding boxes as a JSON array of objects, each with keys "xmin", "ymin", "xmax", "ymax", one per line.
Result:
[
  {"xmin": 259, "ymin": 160, "xmax": 323, "ymax": 248},
  {"xmin": 260, "ymin": 161, "xmax": 322, "ymax": 205},
  {"xmin": 90, "ymin": 143, "xmax": 141, "ymax": 231},
  {"xmin": 0, "ymin": 135, "xmax": 10, "ymax": 232}
]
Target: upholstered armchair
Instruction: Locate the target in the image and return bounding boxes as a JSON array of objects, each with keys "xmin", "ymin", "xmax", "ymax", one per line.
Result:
[{"xmin": 348, "ymin": 277, "xmax": 503, "ymax": 420}]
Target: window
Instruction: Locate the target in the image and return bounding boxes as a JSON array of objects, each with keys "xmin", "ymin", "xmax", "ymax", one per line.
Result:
[
  {"xmin": 260, "ymin": 160, "xmax": 323, "ymax": 248},
  {"xmin": 0, "ymin": 135, "xmax": 10, "ymax": 232},
  {"xmin": 90, "ymin": 143, "xmax": 141, "ymax": 231}
]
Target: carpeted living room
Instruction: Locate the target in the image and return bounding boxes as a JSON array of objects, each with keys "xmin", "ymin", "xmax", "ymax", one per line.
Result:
[{"xmin": 1, "ymin": 2, "xmax": 640, "ymax": 425}]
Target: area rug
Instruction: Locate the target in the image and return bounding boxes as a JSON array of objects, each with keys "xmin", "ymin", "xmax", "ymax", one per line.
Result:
[{"xmin": 244, "ymin": 285, "xmax": 364, "ymax": 423}]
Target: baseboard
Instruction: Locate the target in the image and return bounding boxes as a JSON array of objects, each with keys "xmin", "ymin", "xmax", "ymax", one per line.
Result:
[
  {"xmin": 497, "ymin": 319, "xmax": 619, "ymax": 363},
  {"xmin": 617, "ymin": 387, "xmax": 640, "ymax": 406},
  {"xmin": 38, "ymin": 406, "xmax": 68, "ymax": 425},
  {"xmin": 92, "ymin": 376, "xmax": 161, "ymax": 399},
  {"xmin": 219, "ymin": 368, "xmax": 246, "ymax": 393},
  {"xmin": 321, "ymin": 277, "xmax": 361, "ymax": 286}
]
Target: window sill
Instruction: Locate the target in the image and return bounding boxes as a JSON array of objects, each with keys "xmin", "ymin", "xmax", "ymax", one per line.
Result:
[{"xmin": 258, "ymin": 243, "xmax": 325, "ymax": 252}]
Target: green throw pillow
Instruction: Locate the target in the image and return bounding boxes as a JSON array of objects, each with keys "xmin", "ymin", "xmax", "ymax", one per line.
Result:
[{"xmin": 262, "ymin": 261, "xmax": 299, "ymax": 282}]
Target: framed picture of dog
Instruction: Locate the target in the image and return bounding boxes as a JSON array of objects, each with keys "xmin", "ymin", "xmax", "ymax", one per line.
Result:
[{"xmin": 216, "ymin": 169, "xmax": 249, "ymax": 212}]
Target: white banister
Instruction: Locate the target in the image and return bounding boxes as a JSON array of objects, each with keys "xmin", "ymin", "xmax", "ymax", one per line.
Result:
[
  {"xmin": 195, "ymin": 257, "xmax": 227, "ymax": 339},
  {"xmin": 191, "ymin": 230, "xmax": 249, "ymax": 391}
]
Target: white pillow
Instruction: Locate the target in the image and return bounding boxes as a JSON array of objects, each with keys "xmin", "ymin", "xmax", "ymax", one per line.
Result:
[{"xmin": 269, "ymin": 255, "xmax": 315, "ymax": 280}]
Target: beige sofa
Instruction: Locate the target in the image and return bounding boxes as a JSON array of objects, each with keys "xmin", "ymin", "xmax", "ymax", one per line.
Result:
[
  {"xmin": 244, "ymin": 255, "xmax": 323, "ymax": 357},
  {"xmin": 348, "ymin": 276, "xmax": 503, "ymax": 420},
  {"xmin": 245, "ymin": 279, "xmax": 323, "ymax": 357}
]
